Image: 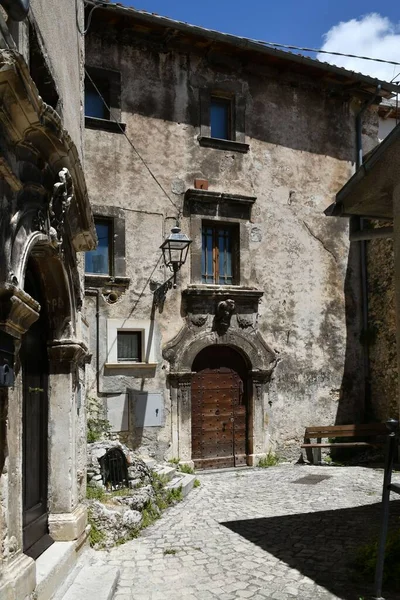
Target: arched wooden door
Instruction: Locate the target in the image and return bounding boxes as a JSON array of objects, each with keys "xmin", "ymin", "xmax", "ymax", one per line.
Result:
[
  {"xmin": 21, "ymin": 264, "xmax": 52, "ymax": 559},
  {"xmin": 191, "ymin": 347, "xmax": 248, "ymax": 469}
]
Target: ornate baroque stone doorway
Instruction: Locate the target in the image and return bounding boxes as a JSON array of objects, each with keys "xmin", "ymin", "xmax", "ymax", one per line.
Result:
[
  {"xmin": 192, "ymin": 346, "xmax": 249, "ymax": 469},
  {"xmin": 163, "ymin": 287, "xmax": 278, "ymax": 466}
]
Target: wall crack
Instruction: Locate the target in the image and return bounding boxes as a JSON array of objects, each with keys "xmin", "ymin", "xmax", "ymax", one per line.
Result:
[{"xmin": 302, "ymin": 220, "xmax": 338, "ymax": 264}]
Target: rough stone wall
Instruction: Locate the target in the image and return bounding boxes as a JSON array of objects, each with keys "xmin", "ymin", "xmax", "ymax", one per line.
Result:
[
  {"xmin": 367, "ymin": 237, "xmax": 398, "ymax": 421},
  {"xmin": 84, "ymin": 30, "xmax": 378, "ymax": 460}
]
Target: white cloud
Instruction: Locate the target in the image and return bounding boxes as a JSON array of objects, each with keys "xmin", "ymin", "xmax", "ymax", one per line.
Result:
[{"xmin": 317, "ymin": 13, "xmax": 400, "ymax": 83}]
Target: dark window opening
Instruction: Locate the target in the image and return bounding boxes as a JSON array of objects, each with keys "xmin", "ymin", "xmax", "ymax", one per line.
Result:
[
  {"xmin": 210, "ymin": 97, "xmax": 232, "ymax": 140},
  {"xmin": 99, "ymin": 448, "xmax": 128, "ymax": 491},
  {"xmin": 85, "ymin": 75, "xmax": 110, "ymax": 120},
  {"xmin": 202, "ymin": 223, "xmax": 239, "ymax": 285},
  {"xmin": 85, "ymin": 218, "xmax": 112, "ymax": 275},
  {"xmin": 117, "ymin": 331, "xmax": 142, "ymax": 363},
  {"xmin": 29, "ymin": 23, "xmax": 59, "ymax": 110}
]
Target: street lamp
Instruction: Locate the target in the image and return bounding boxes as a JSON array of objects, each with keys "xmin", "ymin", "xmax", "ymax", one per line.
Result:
[{"xmin": 160, "ymin": 225, "xmax": 191, "ymax": 288}]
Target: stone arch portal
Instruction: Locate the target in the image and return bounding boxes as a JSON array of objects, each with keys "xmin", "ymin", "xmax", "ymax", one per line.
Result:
[{"xmin": 163, "ymin": 314, "xmax": 277, "ymax": 467}]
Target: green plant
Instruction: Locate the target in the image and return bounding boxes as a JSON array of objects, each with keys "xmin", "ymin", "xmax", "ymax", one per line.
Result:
[
  {"xmin": 168, "ymin": 457, "xmax": 180, "ymax": 465},
  {"xmin": 353, "ymin": 527, "xmax": 400, "ymax": 590},
  {"xmin": 86, "ymin": 485, "xmax": 106, "ymax": 501},
  {"xmin": 193, "ymin": 478, "xmax": 201, "ymax": 488},
  {"xmin": 87, "ymin": 417, "xmax": 112, "ymax": 443},
  {"xmin": 163, "ymin": 548, "xmax": 178, "ymax": 555},
  {"xmin": 179, "ymin": 464, "xmax": 195, "ymax": 474},
  {"xmin": 141, "ymin": 501, "xmax": 161, "ymax": 529},
  {"xmin": 88, "ymin": 514, "xmax": 106, "ymax": 548},
  {"xmin": 166, "ymin": 486, "xmax": 183, "ymax": 504},
  {"xmin": 258, "ymin": 452, "xmax": 279, "ymax": 468}
]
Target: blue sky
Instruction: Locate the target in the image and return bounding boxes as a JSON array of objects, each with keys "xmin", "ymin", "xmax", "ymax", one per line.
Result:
[{"xmin": 122, "ymin": 1, "xmax": 399, "ymax": 48}]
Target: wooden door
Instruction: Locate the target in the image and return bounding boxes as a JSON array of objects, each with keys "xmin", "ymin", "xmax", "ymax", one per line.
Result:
[
  {"xmin": 21, "ymin": 270, "xmax": 52, "ymax": 559},
  {"xmin": 191, "ymin": 367, "xmax": 247, "ymax": 469}
]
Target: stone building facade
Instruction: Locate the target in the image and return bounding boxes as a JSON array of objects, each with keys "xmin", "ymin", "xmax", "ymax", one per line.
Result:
[
  {"xmin": 84, "ymin": 2, "xmax": 397, "ymax": 467},
  {"xmin": 0, "ymin": 2, "xmax": 95, "ymax": 599}
]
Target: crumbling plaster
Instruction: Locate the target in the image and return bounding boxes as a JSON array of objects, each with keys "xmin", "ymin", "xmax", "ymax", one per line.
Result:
[{"xmin": 84, "ymin": 32, "xmax": 377, "ymax": 459}]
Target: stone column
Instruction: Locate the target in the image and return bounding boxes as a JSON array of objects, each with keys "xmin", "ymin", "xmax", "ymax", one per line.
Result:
[
  {"xmin": 47, "ymin": 340, "xmax": 88, "ymax": 542},
  {"xmin": 250, "ymin": 370, "xmax": 271, "ymax": 465},
  {"xmin": 171, "ymin": 373, "xmax": 193, "ymax": 462},
  {"xmin": 0, "ymin": 286, "xmax": 39, "ymax": 600},
  {"xmin": 392, "ymin": 184, "xmax": 400, "ymax": 420}
]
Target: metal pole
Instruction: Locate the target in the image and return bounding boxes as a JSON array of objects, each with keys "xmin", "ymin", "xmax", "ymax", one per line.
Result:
[{"xmin": 374, "ymin": 419, "xmax": 399, "ymax": 599}]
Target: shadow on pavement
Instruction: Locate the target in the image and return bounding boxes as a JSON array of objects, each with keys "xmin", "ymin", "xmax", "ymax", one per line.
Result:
[{"xmin": 221, "ymin": 500, "xmax": 400, "ymax": 600}]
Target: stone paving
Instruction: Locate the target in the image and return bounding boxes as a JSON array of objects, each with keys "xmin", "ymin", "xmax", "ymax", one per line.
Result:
[{"xmin": 96, "ymin": 464, "xmax": 400, "ymax": 600}]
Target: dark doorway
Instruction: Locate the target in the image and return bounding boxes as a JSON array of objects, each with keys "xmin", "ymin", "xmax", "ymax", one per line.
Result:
[
  {"xmin": 21, "ymin": 262, "xmax": 53, "ymax": 559},
  {"xmin": 191, "ymin": 346, "xmax": 249, "ymax": 469}
]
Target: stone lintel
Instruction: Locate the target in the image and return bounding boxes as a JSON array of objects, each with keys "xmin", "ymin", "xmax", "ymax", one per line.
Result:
[
  {"xmin": 185, "ymin": 188, "xmax": 256, "ymax": 205},
  {"xmin": 0, "ymin": 283, "xmax": 40, "ymax": 338},
  {"xmin": 48, "ymin": 504, "xmax": 87, "ymax": 542},
  {"xmin": 183, "ymin": 285, "xmax": 263, "ymax": 301},
  {"xmin": 48, "ymin": 339, "xmax": 88, "ymax": 365}
]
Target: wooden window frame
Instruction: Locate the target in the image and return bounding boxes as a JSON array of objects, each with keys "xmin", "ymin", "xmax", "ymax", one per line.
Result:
[
  {"xmin": 202, "ymin": 222, "xmax": 240, "ymax": 285},
  {"xmin": 116, "ymin": 330, "xmax": 144, "ymax": 363}
]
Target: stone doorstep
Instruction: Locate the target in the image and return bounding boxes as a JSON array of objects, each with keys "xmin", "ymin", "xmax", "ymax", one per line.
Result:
[
  {"xmin": 58, "ymin": 564, "xmax": 120, "ymax": 600},
  {"xmin": 142, "ymin": 457, "xmax": 157, "ymax": 470},
  {"xmin": 34, "ymin": 541, "xmax": 77, "ymax": 600},
  {"xmin": 166, "ymin": 473, "xmax": 196, "ymax": 497}
]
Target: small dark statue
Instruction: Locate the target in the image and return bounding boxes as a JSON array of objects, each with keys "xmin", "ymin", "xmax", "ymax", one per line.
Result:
[{"xmin": 213, "ymin": 298, "xmax": 235, "ymax": 334}]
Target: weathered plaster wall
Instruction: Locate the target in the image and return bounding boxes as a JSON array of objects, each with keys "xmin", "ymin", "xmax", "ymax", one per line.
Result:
[
  {"xmin": 84, "ymin": 31, "xmax": 376, "ymax": 460},
  {"xmin": 30, "ymin": 0, "xmax": 84, "ymax": 158}
]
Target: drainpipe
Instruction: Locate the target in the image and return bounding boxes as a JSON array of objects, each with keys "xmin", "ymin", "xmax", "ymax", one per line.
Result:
[
  {"xmin": 355, "ymin": 85, "xmax": 381, "ymax": 417},
  {"xmin": 85, "ymin": 288, "xmax": 101, "ymax": 395}
]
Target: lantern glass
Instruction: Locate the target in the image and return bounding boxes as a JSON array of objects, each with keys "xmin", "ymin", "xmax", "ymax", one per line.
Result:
[{"xmin": 160, "ymin": 226, "xmax": 192, "ymax": 271}]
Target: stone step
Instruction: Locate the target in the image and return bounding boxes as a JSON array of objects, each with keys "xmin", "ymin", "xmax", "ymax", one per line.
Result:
[
  {"xmin": 59, "ymin": 563, "xmax": 119, "ymax": 600},
  {"xmin": 142, "ymin": 457, "xmax": 157, "ymax": 470},
  {"xmin": 153, "ymin": 465, "xmax": 177, "ymax": 481},
  {"xmin": 35, "ymin": 541, "xmax": 77, "ymax": 600},
  {"xmin": 166, "ymin": 473, "xmax": 196, "ymax": 498}
]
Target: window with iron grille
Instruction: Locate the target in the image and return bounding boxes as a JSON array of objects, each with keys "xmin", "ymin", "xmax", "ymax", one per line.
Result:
[
  {"xmin": 202, "ymin": 223, "xmax": 239, "ymax": 285},
  {"xmin": 117, "ymin": 331, "xmax": 143, "ymax": 363}
]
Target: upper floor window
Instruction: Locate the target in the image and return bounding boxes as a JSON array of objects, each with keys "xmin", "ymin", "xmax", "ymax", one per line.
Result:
[
  {"xmin": 84, "ymin": 67, "xmax": 126, "ymax": 133},
  {"xmin": 210, "ymin": 97, "xmax": 232, "ymax": 140},
  {"xmin": 85, "ymin": 218, "xmax": 112, "ymax": 275},
  {"xmin": 202, "ymin": 223, "xmax": 239, "ymax": 285},
  {"xmin": 117, "ymin": 331, "xmax": 143, "ymax": 363},
  {"xmin": 85, "ymin": 75, "xmax": 110, "ymax": 120}
]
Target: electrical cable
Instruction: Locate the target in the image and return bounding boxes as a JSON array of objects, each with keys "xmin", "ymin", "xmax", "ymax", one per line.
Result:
[
  {"xmin": 76, "ymin": 2, "xmax": 99, "ymax": 36},
  {"xmin": 85, "ymin": 67, "xmax": 182, "ymax": 216}
]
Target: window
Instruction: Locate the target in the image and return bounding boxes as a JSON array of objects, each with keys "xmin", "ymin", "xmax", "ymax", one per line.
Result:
[
  {"xmin": 202, "ymin": 224, "xmax": 239, "ymax": 285},
  {"xmin": 85, "ymin": 219, "xmax": 112, "ymax": 275},
  {"xmin": 210, "ymin": 97, "xmax": 231, "ymax": 140},
  {"xmin": 117, "ymin": 331, "xmax": 142, "ymax": 363},
  {"xmin": 84, "ymin": 67, "xmax": 125, "ymax": 132},
  {"xmin": 85, "ymin": 76, "xmax": 110, "ymax": 120}
]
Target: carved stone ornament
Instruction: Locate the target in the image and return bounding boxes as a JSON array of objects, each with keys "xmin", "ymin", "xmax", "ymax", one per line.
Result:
[
  {"xmin": 237, "ymin": 314, "xmax": 254, "ymax": 329},
  {"xmin": 49, "ymin": 168, "xmax": 73, "ymax": 246},
  {"xmin": 213, "ymin": 298, "xmax": 235, "ymax": 335},
  {"xmin": 190, "ymin": 314, "xmax": 208, "ymax": 328}
]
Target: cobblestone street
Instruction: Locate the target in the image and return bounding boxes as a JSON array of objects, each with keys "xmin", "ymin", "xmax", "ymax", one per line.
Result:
[{"xmin": 96, "ymin": 465, "xmax": 400, "ymax": 600}]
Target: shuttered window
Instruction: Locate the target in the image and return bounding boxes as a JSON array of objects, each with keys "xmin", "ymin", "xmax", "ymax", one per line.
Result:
[
  {"xmin": 85, "ymin": 219, "xmax": 112, "ymax": 275},
  {"xmin": 201, "ymin": 224, "xmax": 239, "ymax": 285}
]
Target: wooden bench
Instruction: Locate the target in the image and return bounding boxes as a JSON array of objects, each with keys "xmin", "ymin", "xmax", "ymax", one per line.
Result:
[{"xmin": 302, "ymin": 423, "xmax": 389, "ymax": 464}]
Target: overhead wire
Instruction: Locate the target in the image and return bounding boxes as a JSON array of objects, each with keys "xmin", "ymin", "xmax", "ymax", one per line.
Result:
[{"xmin": 84, "ymin": 68, "xmax": 182, "ymax": 216}]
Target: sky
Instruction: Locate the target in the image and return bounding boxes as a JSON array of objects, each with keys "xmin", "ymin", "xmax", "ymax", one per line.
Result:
[{"xmin": 121, "ymin": 1, "xmax": 400, "ymax": 82}]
